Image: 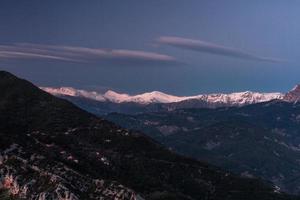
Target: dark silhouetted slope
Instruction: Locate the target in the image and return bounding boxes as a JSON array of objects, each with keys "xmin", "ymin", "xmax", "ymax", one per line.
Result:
[{"xmin": 0, "ymin": 71, "xmax": 297, "ymax": 200}]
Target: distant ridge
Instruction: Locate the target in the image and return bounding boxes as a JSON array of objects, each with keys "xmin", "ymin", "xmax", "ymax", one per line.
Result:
[{"xmin": 41, "ymin": 86, "xmax": 284, "ymax": 105}]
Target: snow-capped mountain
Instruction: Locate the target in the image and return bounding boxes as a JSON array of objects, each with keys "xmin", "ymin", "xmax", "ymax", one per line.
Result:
[
  {"xmin": 41, "ymin": 87, "xmax": 107, "ymax": 101},
  {"xmin": 284, "ymin": 84, "xmax": 300, "ymax": 102},
  {"xmin": 103, "ymin": 90, "xmax": 188, "ymax": 104},
  {"xmin": 41, "ymin": 86, "xmax": 284, "ymax": 105},
  {"xmin": 41, "ymin": 87, "xmax": 190, "ymax": 104},
  {"xmin": 185, "ymin": 91, "xmax": 284, "ymax": 106}
]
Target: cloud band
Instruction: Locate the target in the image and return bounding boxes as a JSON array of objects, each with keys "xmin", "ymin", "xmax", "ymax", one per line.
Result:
[
  {"xmin": 157, "ymin": 36, "xmax": 282, "ymax": 63},
  {"xmin": 0, "ymin": 43, "xmax": 176, "ymax": 64}
]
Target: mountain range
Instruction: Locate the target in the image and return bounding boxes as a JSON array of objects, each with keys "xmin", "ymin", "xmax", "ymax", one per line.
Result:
[
  {"xmin": 40, "ymin": 82, "xmax": 300, "ymax": 195},
  {"xmin": 41, "ymin": 86, "xmax": 285, "ymax": 105},
  {"xmin": 1, "ymin": 71, "xmax": 296, "ymax": 199},
  {"xmin": 40, "ymin": 86, "xmax": 300, "ymax": 115}
]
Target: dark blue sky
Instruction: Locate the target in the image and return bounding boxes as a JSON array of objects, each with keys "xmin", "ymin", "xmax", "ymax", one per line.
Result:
[{"xmin": 0, "ymin": 0, "xmax": 299, "ymax": 95}]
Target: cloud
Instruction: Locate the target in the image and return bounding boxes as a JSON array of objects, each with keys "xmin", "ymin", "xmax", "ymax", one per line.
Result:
[
  {"xmin": 0, "ymin": 43, "xmax": 176, "ymax": 64},
  {"xmin": 157, "ymin": 36, "xmax": 283, "ymax": 63}
]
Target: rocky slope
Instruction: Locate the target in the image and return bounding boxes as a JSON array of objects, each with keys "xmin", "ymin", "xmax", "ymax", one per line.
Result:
[{"xmin": 0, "ymin": 71, "xmax": 295, "ymax": 200}]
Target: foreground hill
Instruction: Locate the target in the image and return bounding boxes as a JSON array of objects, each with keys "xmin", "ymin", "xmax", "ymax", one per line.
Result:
[
  {"xmin": 106, "ymin": 100, "xmax": 300, "ymax": 195},
  {"xmin": 0, "ymin": 71, "xmax": 296, "ymax": 200}
]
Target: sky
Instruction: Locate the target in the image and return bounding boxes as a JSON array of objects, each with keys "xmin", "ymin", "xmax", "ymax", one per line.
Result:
[{"xmin": 0, "ymin": 0, "xmax": 299, "ymax": 95}]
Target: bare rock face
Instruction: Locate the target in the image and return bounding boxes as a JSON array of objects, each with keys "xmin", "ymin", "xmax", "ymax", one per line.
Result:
[{"xmin": 284, "ymin": 85, "xmax": 300, "ymax": 102}]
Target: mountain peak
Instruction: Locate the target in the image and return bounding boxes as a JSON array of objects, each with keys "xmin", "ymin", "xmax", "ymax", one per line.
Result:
[
  {"xmin": 0, "ymin": 70, "xmax": 18, "ymax": 79},
  {"xmin": 284, "ymin": 84, "xmax": 300, "ymax": 102},
  {"xmin": 0, "ymin": 74, "xmax": 92, "ymax": 132},
  {"xmin": 0, "ymin": 70, "xmax": 12, "ymax": 75},
  {"xmin": 41, "ymin": 86, "xmax": 78, "ymax": 96},
  {"xmin": 104, "ymin": 90, "xmax": 130, "ymax": 103},
  {"xmin": 291, "ymin": 84, "xmax": 300, "ymax": 92}
]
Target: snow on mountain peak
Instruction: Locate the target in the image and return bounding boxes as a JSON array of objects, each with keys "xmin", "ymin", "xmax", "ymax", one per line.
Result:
[
  {"xmin": 104, "ymin": 90, "xmax": 131, "ymax": 103},
  {"xmin": 291, "ymin": 84, "xmax": 300, "ymax": 92},
  {"xmin": 41, "ymin": 87, "xmax": 284, "ymax": 105},
  {"xmin": 42, "ymin": 87, "xmax": 78, "ymax": 96},
  {"xmin": 193, "ymin": 91, "xmax": 283, "ymax": 105},
  {"xmin": 102, "ymin": 90, "xmax": 187, "ymax": 104},
  {"xmin": 41, "ymin": 87, "xmax": 106, "ymax": 101},
  {"xmin": 283, "ymin": 84, "xmax": 300, "ymax": 102},
  {"xmin": 129, "ymin": 91, "xmax": 188, "ymax": 104}
]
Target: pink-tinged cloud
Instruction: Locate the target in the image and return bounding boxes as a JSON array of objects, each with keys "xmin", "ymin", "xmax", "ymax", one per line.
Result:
[
  {"xmin": 0, "ymin": 43, "xmax": 176, "ymax": 64},
  {"xmin": 157, "ymin": 36, "xmax": 283, "ymax": 63},
  {"xmin": 108, "ymin": 49, "xmax": 175, "ymax": 61},
  {"xmin": 0, "ymin": 50, "xmax": 79, "ymax": 62}
]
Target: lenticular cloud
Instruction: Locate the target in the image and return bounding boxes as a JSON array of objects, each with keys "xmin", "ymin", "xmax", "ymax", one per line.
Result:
[
  {"xmin": 157, "ymin": 36, "xmax": 283, "ymax": 63},
  {"xmin": 0, "ymin": 43, "xmax": 176, "ymax": 64}
]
